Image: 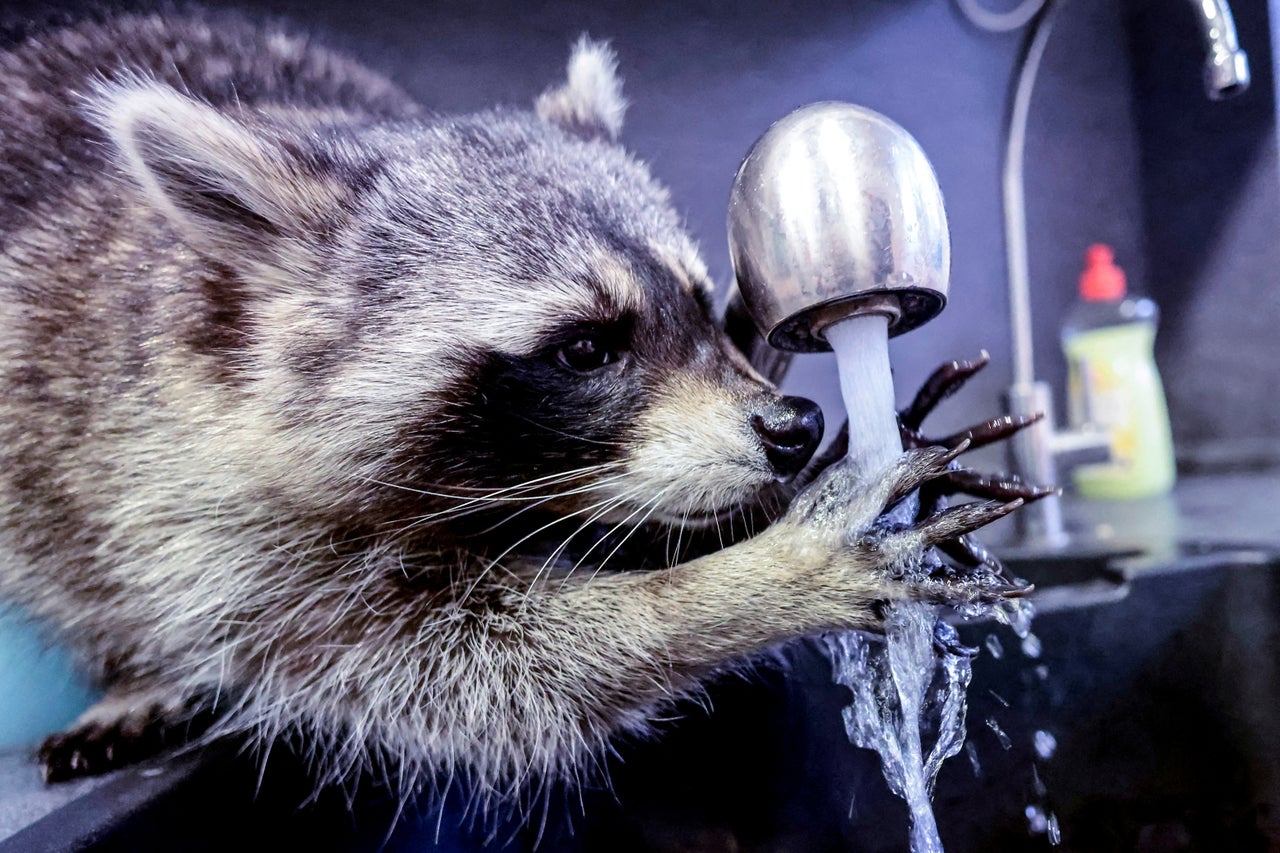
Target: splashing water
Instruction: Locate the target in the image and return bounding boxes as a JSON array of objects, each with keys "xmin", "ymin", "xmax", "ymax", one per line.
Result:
[
  {"xmin": 985, "ymin": 717, "xmax": 1014, "ymax": 751},
  {"xmin": 1033, "ymin": 729, "xmax": 1057, "ymax": 760},
  {"xmin": 825, "ymin": 615, "xmax": 973, "ymax": 853},
  {"xmin": 822, "ymin": 315, "xmax": 1045, "ymax": 851},
  {"xmin": 823, "ymin": 315, "xmax": 966, "ymax": 853}
]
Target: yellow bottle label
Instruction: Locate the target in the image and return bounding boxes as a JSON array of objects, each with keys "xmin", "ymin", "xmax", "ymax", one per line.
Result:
[{"xmin": 1063, "ymin": 324, "xmax": 1175, "ymax": 499}]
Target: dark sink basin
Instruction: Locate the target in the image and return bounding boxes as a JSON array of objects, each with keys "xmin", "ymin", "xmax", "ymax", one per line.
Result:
[
  {"xmin": 928, "ymin": 549, "xmax": 1280, "ymax": 852},
  {"xmin": 1000, "ymin": 550, "xmax": 1134, "ymax": 588}
]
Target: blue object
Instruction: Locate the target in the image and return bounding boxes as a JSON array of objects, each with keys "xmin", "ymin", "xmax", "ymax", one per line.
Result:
[{"xmin": 0, "ymin": 605, "xmax": 98, "ymax": 752}]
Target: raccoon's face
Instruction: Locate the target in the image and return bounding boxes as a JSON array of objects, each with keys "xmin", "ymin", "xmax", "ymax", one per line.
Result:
[
  {"xmin": 345, "ymin": 107, "xmax": 824, "ymax": 531},
  {"xmin": 404, "ymin": 193, "xmax": 826, "ymax": 529},
  {"xmin": 93, "ymin": 41, "xmax": 823, "ymax": 535}
]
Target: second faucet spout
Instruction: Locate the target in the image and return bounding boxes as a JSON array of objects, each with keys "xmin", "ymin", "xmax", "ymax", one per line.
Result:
[{"xmin": 1188, "ymin": 0, "xmax": 1251, "ymax": 100}]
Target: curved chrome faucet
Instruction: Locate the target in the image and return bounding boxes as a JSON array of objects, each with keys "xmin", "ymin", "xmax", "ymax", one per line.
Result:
[
  {"xmin": 1004, "ymin": 0, "xmax": 1250, "ymax": 547},
  {"xmin": 1190, "ymin": 0, "xmax": 1251, "ymax": 100}
]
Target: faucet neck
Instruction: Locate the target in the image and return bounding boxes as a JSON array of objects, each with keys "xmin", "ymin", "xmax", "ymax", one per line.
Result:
[{"xmin": 1187, "ymin": 0, "xmax": 1251, "ymax": 100}]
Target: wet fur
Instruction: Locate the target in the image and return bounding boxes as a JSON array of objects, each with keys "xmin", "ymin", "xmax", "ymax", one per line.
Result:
[{"xmin": 0, "ymin": 10, "xmax": 1006, "ymax": 806}]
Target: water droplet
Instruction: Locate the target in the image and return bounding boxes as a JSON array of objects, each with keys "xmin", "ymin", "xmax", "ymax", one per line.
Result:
[
  {"xmin": 985, "ymin": 717, "xmax": 1013, "ymax": 750},
  {"xmin": 1021, "ymin": 633, "xmax": 1042, "ymax": 659},
  {"xmin": 997, "ymin": 597, "xmax": 1036, "ymax": 638},
  {"xmin": 988, "ymin": 689, "xmax": 1009, "ymax": 708},
  {"xmin": 985, "ymin": 634, "xmax": 1004, "ymax": 658},
  {"xmin": 1035, "ymin": 664, "xmax": 1050, "ymax": 681},
  {"xmin": 965, "ymin": 740, "xmax": 982, "ymax": 778},
  {"xmin": 1031, "ymin": 763, "xmax": 1047, "ymax": 797},
  {"xmin": 1047, "ymin": 812, "xmax": 1061, "ymax": 845},
  {"xmin": 1034, "ymin": 729, "xmax": 1058, "ymax": 760},
  {"xmin": 1025, "ymin": 804, "xmax": 1048, "ymax": 834}
]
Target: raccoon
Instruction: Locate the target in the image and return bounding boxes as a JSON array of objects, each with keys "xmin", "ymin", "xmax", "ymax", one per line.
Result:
[{"xmin": 0, "ymin": 10, "xmax": 1027, "ymax": 801}]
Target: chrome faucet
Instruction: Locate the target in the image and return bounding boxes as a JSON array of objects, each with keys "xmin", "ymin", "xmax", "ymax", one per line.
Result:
[
  {"xmin": 1190, "ymin": 0, "xmax": 1251, "ymax": 100},
  {"xmin": 727, "ymin": 102, "xmax": 950, "ymax": 354},
  {"xmin": 1002, "ymin": 0, "xmax": 1250, "ymax": 547},
  {"xmin": 722, "ymin": 103, "xmax": 951, "ymax": 389}
]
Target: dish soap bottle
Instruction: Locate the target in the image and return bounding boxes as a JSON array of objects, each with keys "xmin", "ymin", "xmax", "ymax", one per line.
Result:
[{"xmin": 1061, "ymin": 244, "xmax": 1176, "ymax": 498}]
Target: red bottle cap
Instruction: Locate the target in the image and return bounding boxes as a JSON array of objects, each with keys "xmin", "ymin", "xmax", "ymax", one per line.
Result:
[{"xmin": 1079, "ymin": 243, "xmax": 1127, "ymax": 301}]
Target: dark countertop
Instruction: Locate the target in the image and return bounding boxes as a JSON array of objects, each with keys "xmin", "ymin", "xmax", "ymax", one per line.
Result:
[{"xmin": 991, "ymin": 468, "xmax": 1280, "ymax": 565}]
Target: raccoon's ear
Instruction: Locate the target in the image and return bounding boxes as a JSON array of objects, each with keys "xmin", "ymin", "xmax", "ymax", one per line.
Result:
[
  {"xmin": 90, "ymin": 82, "xmax": 346, "ymax": 268},
  {"xmin": 536, "ymin": 36, "xmax": 628, "ymax": 142}
]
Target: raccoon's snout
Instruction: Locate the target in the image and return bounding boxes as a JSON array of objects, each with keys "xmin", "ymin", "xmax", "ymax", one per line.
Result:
[{"xmin": 751, "ymin": 396, "xmax": 823, "ymax": 481}]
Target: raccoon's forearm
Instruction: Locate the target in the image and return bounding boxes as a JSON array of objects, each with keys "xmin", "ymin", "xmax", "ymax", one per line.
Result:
[
  {"xmin": 538, "ymin": 525, "xmax": 883, "ymax": 695},
  {"xmin": 382, "ymin": 528, "xmax": 880, "ymax": 784}
]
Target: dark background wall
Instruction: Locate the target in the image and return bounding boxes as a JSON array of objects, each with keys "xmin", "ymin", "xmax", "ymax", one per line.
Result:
[{"xmin": 4, "ymin": 0, "xmax": 1276, "ymax": 469}]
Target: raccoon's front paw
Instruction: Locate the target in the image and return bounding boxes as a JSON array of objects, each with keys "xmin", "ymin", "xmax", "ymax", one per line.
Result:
[
  {"xmin": 799, "ymin": 447, "xmax": 1024, "ymax": 602},
  {"xmin": 857, "ymin": 491, "xmax": 1024, "ymax": 576},
  {"xmin": 785, "ymin": 444, "xmax": 966, "ymax": 535},
  {"xmin": 38, "ymin": 689, "xmax": 217, "ymax": 782}
]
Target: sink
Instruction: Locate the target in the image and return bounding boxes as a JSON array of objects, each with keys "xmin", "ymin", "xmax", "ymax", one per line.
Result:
[
  {"xmin": 928, "ymin": 548, "xmax": 1280, "ymax": 851},
  {"xmin": 1002, "ymin": 550, "xmax": 1133, "ymax": 588}
]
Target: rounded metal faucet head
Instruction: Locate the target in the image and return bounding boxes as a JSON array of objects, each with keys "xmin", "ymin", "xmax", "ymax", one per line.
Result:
[{"xmin": 728, "ymin": 102, "xmax": 950, "ymax": 353}]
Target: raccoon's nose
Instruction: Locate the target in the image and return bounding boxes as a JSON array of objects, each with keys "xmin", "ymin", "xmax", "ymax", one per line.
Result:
[{"xmin": 752, "ymin": 396, "xmax": 824, "ymax": 481}]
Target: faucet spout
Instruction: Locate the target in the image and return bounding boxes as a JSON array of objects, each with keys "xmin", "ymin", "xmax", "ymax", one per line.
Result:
[
  {"xmin": 727, "ymin": 103, "xmax": 950, "ymax": 354},
  {"xmin": 1188, "ymin": 0, "xmax": 1250, "ymax": 100}
]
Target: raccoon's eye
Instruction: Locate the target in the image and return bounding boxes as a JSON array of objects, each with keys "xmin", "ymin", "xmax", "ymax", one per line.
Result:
[{"xmin": 557, "ymin": 336, "xmax": 618, "ymax": 372}]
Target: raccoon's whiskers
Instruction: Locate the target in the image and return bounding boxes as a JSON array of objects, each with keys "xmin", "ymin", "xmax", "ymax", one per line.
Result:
[
  {"xmin": 464, "ymin": 487, "xmax": 640, "ymax": 606},
  {"xmin": 335, "ymin": 464, "xmax": 625, "ymax": 549},
  {"xmin": 663, "ymin": 505, "xmax": 687, "ymax": 568},
  {"xmin": 676, "ymin": 506, "xmax": 693, "ymax": 565},
  {"xmin": 463, "ymin": 474, "xmax": 632, "ymax": 535},
  {"xmin": 513, "ymin": 487, "xmax": 645, "ymax": 609},
  {"xmin": 560, "ymin": 489, "xmax": 660, "ymax": 580},
  {"xmin": 383, "ymin": 471, "xmax": 630, "ymax": 541},
  {"xmin": 481, "ymin": 484, "xmax": 640, "ymax": 571},
  {"xmin": 577, "ymin": 489, "xmax": 670, "ymax": 584},
  {"xmin": 510, "ymin": 414, "xmax": 625, "ymax": 449},
  {"xmin": 362, "ymin": 461, "xmax": 622, "ymax": 506},
  {"xmin": 521, "ymin": 488, "xmax": 641, "ymax": 592}
]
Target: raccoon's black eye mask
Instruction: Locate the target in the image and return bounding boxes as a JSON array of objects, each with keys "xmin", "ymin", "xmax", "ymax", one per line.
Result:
[{"xmin": 542, "ymin": 316, "xmax": 634, "ymax": 375}]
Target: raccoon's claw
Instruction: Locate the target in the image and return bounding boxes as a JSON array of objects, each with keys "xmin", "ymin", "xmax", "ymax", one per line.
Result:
[
  {"xmin": 884, "ymin": 443, "xmax": 971, "ymax": 508},
  {"xmin": 918, "ymin": 473, "xmax": 1054, "ymax": 569},
  {"xmin": 929, "ymin": 413, "xmax": 1043, "ymax": 454},
  {"xmin": 38, "ymin": 693, "xmax": 216, "ymax": 783},
  {"xmin": 912, "ymin": 497, "xmax": 1024, "ymax": 546},
  {"xmin": 899, "ymin": 352, "xmax": 991, "ymax": 432},
  {"xmin": 906, "ymin": 494, "xmax": 1024, "ymax": 573},
  {"xmin": 938, "ymin": 534, "xmax": 996, "ymax": 569},
  {"xmin": 897, "ymin": 352, "xmax": 1039, "ymax": 455},
  {"xmin": 906, "ymin": 574, "xmax": 1034, "ymax": 612},
  {"xmin": 866, "ymin": 498, "xmax": 1022, "ymax": 573},
  {"xmin": 896, "ymin": 354, "xmax": 1053, "ymax": 572},
  {"xmin": 923, "ymin": 469, "xmax": 1056, "ymax": 504},
  {"xmin": 40, "ymin": 719, "xmax": 159, "ymax": 782}
]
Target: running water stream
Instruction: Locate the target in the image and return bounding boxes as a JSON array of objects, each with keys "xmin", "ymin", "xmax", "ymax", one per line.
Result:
[{"xmin": 822, "ymin": 314, "xmax": 969, "ymax": 853}]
